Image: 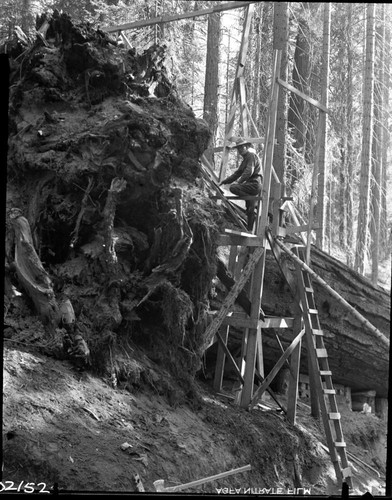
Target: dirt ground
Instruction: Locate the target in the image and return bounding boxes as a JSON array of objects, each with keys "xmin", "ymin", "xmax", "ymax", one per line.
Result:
[{"xmin": 2, "ymin": 343, "xmax": 387, "ymax": 496}]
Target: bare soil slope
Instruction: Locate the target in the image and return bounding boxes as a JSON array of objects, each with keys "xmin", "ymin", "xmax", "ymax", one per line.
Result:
[{"xmin": 3, "ymin": 345, "xmax": 386, "ymax": 495}]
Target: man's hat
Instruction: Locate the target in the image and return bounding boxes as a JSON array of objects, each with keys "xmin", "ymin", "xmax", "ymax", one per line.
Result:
[{"xmin": 231, "ymin": 137, "xmax": 252, "ymax": 149}]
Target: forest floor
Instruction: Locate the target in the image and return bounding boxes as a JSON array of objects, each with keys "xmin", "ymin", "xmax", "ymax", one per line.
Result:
[{"xmin": 2, "ymin": 341, "xmax": 387, "ymax": 496}]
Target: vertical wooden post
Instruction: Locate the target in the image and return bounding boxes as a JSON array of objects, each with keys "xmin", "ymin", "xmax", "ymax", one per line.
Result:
[
  {"xmin": 255, "ymin": 324, "xmax": 264, "ymax": 390},
  {"xmin": 234, "ymin": 328, "xmax": 249, "ymax": 404},
  {"xmin": 306, "ymin": 336, "xmax": 320, "ymax": 418},
  {"xmin": 213, "ymin": 326, "xmax": 229, "ymax": 391},
  {"xmin": 234, "ymin": 247, "xmax": 249, "ymax": 280},
  {"xmin": 272, "ymin": 182, "xmax": 282, "ymax": 236},
  {"xmin": 293, "ymin": 248, "xmax": 320, "ymax": 419},
  {"xmin": 214, "ymin": 244, "xmax": 239, "ymax": 391},
  {"xmin": 228, "ymin": 246, "xmax": 238, "ymax": 273},
  {"xmin": 239, "ymin": 77, "xmax": 249, "ymax": 137},
  {"xmin": 286, "ymin": 310, "xmax": 302, "ymax": 424},
  {"xmin": 239, "ymin": 50, "xmax": 282, "ymax": 408}
]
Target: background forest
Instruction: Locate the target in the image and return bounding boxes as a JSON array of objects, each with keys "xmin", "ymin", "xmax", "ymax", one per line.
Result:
[{"xmin": 2, "ymin": 0, "xmax": 391, "ymax": 286}]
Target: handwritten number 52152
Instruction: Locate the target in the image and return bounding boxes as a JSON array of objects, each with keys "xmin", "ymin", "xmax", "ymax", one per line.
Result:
[{"xmin": 0, "ymin": 481, "xmax": 50, "ymax": 493}]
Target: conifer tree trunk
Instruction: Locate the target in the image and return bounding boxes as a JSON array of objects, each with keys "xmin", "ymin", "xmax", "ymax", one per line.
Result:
[
  {"xmin": 345, "ymin": 3, "xmax": 355, "ymax": 267},
  {"xmin": 225, "ymin": 31, "xmax": 231, "ymax": 130},
  {"xmin": 370, "ymin": 10, "xmax": 384, "ymax": 284},
  {"xmin": 355, "ymin": 3, "xmax": 376, "ymax": 275},
  {"xmin": 338, "ymin": 136, "xmax": 347, "ymax": 249},
  {"xmin": 203, "ymin": 8, "xmax": 221, "ymax": 165},
  {"xmin": 251, "ymin": 3, "xmax": 262, "ymax": 136},
  {"xmin": 21, "ymin": 0, "xmax": 32, "ymax": 34},
  {"xmin": 381, "ymin": 5, "xmax": 391, "ymax": 260},
  {"xmin": 273, "ymin": 1, "xmax": 289, "ymax": 183},
  {"xmin": 315, "ymin": 2, "xmax": 330, "ymax": 251},
  {"xmin": 257, "ymin": 2, "xmax": 272, "ymax": 135},
  {"xmin": 287, "ymin": 4, "xmax": 311, "ymax": 186}
]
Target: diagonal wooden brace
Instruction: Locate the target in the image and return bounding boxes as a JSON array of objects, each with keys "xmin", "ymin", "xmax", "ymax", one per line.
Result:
[
  {"xmin": 202, "ymin": 246, "xmax": 265, "ymax": 352},
  {"xmin": 248, "ymin": 328, "xmax": 305, "ymax": 410}
]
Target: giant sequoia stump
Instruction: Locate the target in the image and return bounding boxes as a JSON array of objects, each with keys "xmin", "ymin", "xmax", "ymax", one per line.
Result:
[{"xmin": 5, "ymin": 12, "xmax": 221, "ymax": 395}]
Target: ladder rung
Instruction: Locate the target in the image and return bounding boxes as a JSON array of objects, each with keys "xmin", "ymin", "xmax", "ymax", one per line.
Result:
[
  {"xmin": 316, "ymin": 348, "xmax": 328, "ymax": 358},
  {"xmin": 308, "ymin": 309, "xmax": 319, "ymax": 314},
  {"xmin": 313, "ymin": 329, "xmax": 324, "ymax": 336},
  {"xmin": 328, "ymin": 412, "xmax": 341, "ymax": 420},
  {"xmin": 323, "ymin": 389, "xmax": 336, "ymax": 395},
  {"xmin": 320, "ymin": 370, "xmax": 332, "ymax": 376},
  {"xmin": 334, "ymin": 441, "xmax": 346, "ymax": 448},
  {"xmin": 305, "ymin": 287, "xmax": 313, "ymax": 292}
]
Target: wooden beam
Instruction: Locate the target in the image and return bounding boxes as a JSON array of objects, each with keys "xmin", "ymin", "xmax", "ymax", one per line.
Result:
[
  {"xmin": 216, "ymin": 258, "xmax": 266, "ymax": 321},
  {"xmin": 286, "ymin": 331, "xmax": 302, "ymax": 424},
  {"xmin": 216, "ymin": 330, "xmax": 245, "ymax": 384},
  {"xmin": 248, "ymin": 329, "xmax": 306, "ymax": 409},
  {"xmin": 222, "ymin": 195, "xmax": 263, "ymax": 200},
  {"xmin": 272, "ymin": 182, "xmax": 281, "ymax": 236},
  {"xmin": 239, "ymin": 77, "xmax": 249, "ymax": 137},
  {"xmin": 245, "ymin": 102, "xmax": 261, "ymax": 141},
  {"xmin": 213, "ymin": 326, "xmax": 229, "ymax": 390},
  {"xmin": 281, "ymin": 201, "xmax": 306, "ymax": 244},
  {"xmin": 277, "ymin": 78, "xmax": 329, "ymax": 113},
  {"xmin": 224, "ymin": 229, "xmax": 256, "ymax": 237},
  {"xmin": 202, "ymin": 245, "xmax": 265, "ymax": 351},
  {"xmin": 265, "ymin": 230, "xmax": 297, "ymax": 296},
  {"xmin": 222, "ymin": 314, "xmax": 294, "ymax": 329},
  {"xmin": 217, "ymin": 234, "xmax": 263, "ymax": 247},
  {"xmin": 223, "ymin": 314, "xmax": 259, "ymax": 329},
  {"xmin": 200, "ymin": 154, "xmax": 219, "ymax": 183},
  {"xmin": 105, "ymin": 2, "xmax": 257, "ymax": 33},
  {"xmin": 259, "ymin": 317, "xmax": 294, "ymax": 328},
  {"xmin": 254, "ymin": 369, "xmax": 287, "ymax": 413},
  {"xmin": 120, "ymin": 31, "xmax": 132, "ymax": 48},
  {"xmin": 285, "ymin": 223, "xmax": 320, "ymax": 234},
  {"xmin": 154, "ymin": 464, "xmax": 252, "ymax": 493}
]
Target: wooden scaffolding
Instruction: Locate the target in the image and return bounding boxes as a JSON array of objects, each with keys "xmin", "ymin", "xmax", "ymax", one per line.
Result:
[
  {"xmin": 103, "ymin": 1, "xmax": 386, "ymax": 490},
  {"xmin": 199, "ymin": 5, "xmax": 354, "ymax": 489}
]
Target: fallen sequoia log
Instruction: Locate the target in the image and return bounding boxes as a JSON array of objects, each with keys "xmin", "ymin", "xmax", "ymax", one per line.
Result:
[
  {"xmin": 216, "ymin": 243, "xmax": 390, "ymax": 399},
  {"xmin": 274, "ymin": 237, "xmax": 388, "ymax": 347}
]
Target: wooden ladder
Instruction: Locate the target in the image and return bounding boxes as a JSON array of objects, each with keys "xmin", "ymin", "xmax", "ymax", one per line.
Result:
[{"xmin": 293, "ymin": 245, "xmax": 352, "ymax": 489}]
